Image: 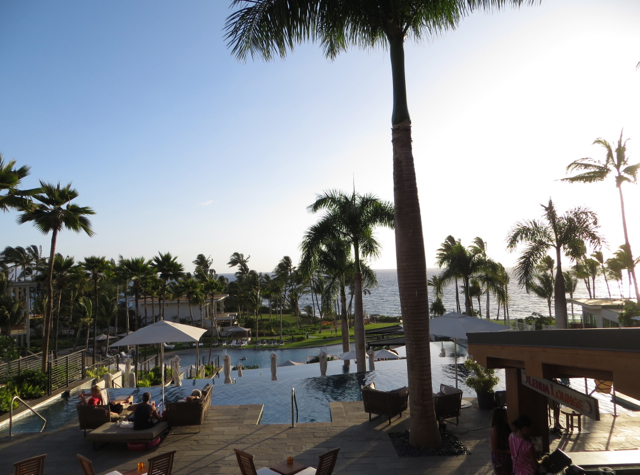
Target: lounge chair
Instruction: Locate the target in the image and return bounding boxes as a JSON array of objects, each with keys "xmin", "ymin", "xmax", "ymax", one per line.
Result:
[
  {"xmin": 361, "ymin": 382, "xmax": 409, "ymax": 425},
  {"xmin": 297, "ymin": 448, "xmax": 340, "ymax": 475},
  {"xmin": 165, "ymin": 384, "xmax": 213, "ymax": 431},
  {"xmin": 434, "ymin": 384, "xmax": 463, "ymax": 425},
  {"xmin": 234, "ymin": 449, "xmax": 278, "ymax": 475},
  {"xmin": 77, "ymin": 454, "xmax": 97, "ymax": 475},
  {"xmin": 76, "ymin": 404, "xmax": 113, "ymax": 436},
  {"xmin": 13, "ymin": 454, "xmax": 46, "ymax": 475},
  {"xmin": 222, "ymin": 341, "xmax": 227, "ymax": 346}
]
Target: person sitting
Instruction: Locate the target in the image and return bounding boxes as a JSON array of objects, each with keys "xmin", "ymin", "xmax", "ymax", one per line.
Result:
[
  {"xmin": 186, "ymin": 389, "xmax": 202, "ymax": 402},
  {"xmin": 78, "ymin": 384, "xmax": 123, "ymax": 418},
  {"xmin": 130, "ymin": 391, "xmax": 162, "ymax": 430},
  {"xmin": 509, "ymin": 415, "xmax": 540, "ymax": 475}
]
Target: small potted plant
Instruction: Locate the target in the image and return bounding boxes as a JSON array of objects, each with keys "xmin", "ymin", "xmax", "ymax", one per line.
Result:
[{"xmin": 463, "ymin": 359, "xmax": 499, "ymax": 410}]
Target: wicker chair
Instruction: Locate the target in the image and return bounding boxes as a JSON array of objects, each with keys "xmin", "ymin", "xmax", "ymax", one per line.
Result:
[
  {"xmin": 147, "ymin": 450, "xmax": 176, "ymax": 475},
  {"xmin": 165, "ymin": 384, "xmax": 212, "ymax": 430},
  {"xmin": 434, "ymin": 384, "xmax": 463, "ymax": 425},
  {"xmin": 76, "ymin": 404, "xmax": 111, "ymax": 436},
  {"xmin": 296, "ymin": 448, "xmax": 340, "ymax": 475},
  {"xmin": 234, "ymin": 449, "xmax": 279, "ymax": 475},
  {"xmin": 361, "ymin": 383, "xmax": 409, "ymax": 425},
  {"xmin": 13, "ymin": 454, "xmax": 46, "ymax": 475}
]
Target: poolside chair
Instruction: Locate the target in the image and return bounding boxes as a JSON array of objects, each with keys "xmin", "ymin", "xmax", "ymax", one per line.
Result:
[
  {"xmin": 297, "ymin": 448, "xmax": 340, "ymax": 475},
  {"xmin": 234, "ymin": 449, "xmax": 279, "ymax": 475},
  {"xmin": 13, "ymin": 454, "xmax": 46, "ymax": 475},
  {"xmin": 77, "ymin": 454, "xmax": 97, "ymax": 475},
  {"xmin": 361, "ymin": 382, "xmax": 409, "ymax": 425},
  {"xmin": 434, "ymin": 384, "xmax": 463, "ymax": 425},
  {"xmin": 147, "ymin": 450, "xmax": 176, "ymax": 475}
]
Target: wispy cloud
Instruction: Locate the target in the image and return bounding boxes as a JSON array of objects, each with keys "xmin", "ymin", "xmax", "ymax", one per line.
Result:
[{"xmin": 198, "ymin": 200, "xmax": 213, "ymax": 206}]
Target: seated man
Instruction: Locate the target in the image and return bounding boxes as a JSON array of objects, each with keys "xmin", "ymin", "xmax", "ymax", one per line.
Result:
[
  {"xmin": 183, "ymin": 389, "xmax": 202, "ymax": 402},
  {"xmin": 129, "ymin": 392, "xmax": 163, "ymax": 430}
]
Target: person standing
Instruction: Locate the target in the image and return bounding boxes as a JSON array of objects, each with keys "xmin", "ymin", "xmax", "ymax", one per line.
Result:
[
  {"xmin": 490, "ymin": 408, "xmax": 512, "ymax": 475},
  {"xmin": 509, "ymin": 415, "xmax": 539, "ymax": 475}
]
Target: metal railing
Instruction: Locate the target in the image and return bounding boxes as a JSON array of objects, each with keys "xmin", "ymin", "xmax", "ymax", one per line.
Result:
[
  {"xmin": 291, "ymin": 387, "xmax": 299, "ymax": 428},
  {"xmin": 9, "ymin": 396, "xmax": 46, "ymax": 438},
  {"xmin": 48, "ymin": 351, "xmax": 85, "ymax": 394},
  {"xmin": 0, "ymin": 352, "xmax": 44, "ymax": 384}
]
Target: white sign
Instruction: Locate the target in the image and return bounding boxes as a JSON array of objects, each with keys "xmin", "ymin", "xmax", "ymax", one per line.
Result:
[{"xmin": 521, "ymin": 370, "xmax": 600, "ymax": 421}]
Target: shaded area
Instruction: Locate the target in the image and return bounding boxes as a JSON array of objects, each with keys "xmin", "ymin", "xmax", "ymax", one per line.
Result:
[{"xmin": 388, "ymin": 430, "xmax": 471, "ymax": 457}]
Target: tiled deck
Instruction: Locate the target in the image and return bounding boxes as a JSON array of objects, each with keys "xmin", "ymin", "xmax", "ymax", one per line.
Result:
[{"xmin": 0, "ymin": 399, "xmax": 638, "ymax": 474}]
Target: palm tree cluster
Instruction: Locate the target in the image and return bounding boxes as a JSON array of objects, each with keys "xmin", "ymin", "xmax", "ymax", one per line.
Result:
[{"xmin": 435, "ymin": 236, "xmax": 510, "ymax": 319}]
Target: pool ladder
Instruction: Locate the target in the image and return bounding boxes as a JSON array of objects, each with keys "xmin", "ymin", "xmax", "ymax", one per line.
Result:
[
  {"xmin": 291, "ymin": 388, "xmax": 299, "ymax": 428},
  {"xmin": 9, "ymin": 396, "xmax": 46, "ymax": 438}
]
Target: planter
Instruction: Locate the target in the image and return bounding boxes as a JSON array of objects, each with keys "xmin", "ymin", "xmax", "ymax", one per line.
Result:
[{"xmin": 476, "ymin": 391, "xmax": 495, "ymax": 410}]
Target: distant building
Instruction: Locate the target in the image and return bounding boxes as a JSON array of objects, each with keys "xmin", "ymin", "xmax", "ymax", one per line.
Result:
[{"xmin": 568, "ymin": 298, "xmax": 625, "ymax": 328}]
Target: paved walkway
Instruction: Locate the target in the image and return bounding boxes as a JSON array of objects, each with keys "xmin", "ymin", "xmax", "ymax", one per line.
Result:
[{"xmin": 0, "ymin": 399, "xmax": 638, "ymax": 475}]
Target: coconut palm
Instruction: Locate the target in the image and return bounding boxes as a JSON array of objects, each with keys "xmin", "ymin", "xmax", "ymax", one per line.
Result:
[
  {"xmin": 438, "ymin": 240, "xmax": 497, "ymax": 317},
  {"xmin": 81, "ymin": 256, "xmax": 111, "ymax": 363},
  {"xmin": 529, "ymin": 259, "xmax": 555, "ymax": 318},
  {"xmin": 563, "ymin": 131, "xmax": 640, "ymax": 301},
  {"xmin": 123, "ymin": 257, "xmax": 153, "ymax": 331},
  {"xmin": 0, "ymin": 156, "xmax": 35, "ymax": 212},
  {"xmin": 612, "ymin": 244, "xmax": 639, "ymax": 299},
  {"xmin": 225, "ymin": 0, "xmax": 536, "ymax": 448},
  {"xmin": 51, "ymin": 254, "xmax": 75, "ymax": 357},
  {"xmin": 563, "ymin": 270, "xmax": 578, "ymax": 320},
  {"xmin": 151, "ymin": 252, "xmax": 184, "ymax": 321},
  {"xmin": 592, "ymin": 251, "xmax": 612, "ymax": 298},
  {"xmin": 606, "ymin": 254, "xmax": 626, "ymax": 298},
  {"xmin": 0, "ymin": 272, "xmax": 25, "ymax": 336},
  {"xmin": 182, "ymin": 278, "xmax": 202, "ymax": 326},
  {"xmin": 306, "ymin": 190, "xmax": 393, "ymax": 372},
  {"xmin": 18, "ymin": 182, "xmax": 94, "ymax": 370},
  {"xmin": 506, "ymin": 199, "xmax": 603, "ymax": 328},
  {"xmin": 436, "ymin": 236, "xmax": 462, "ymax": 313}
]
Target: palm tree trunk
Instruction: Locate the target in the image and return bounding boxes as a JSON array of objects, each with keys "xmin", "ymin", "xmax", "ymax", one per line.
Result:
[
  {"xmin": 454, "ymin": 277, "xmax": 460, "ymax": 313},
  {"xmin": 340, "ymin": 283, "xmax": 350, "ymax": 366},
  {"xmin": 42, "ymin": 228, "xmax": 58, "ymax": 372},
  {"xmin": 352, "ymin": 243, "xmax": 366, "ymax": 373},
  {"xmin": 53, "ymin": 287, "xmax": 62, "ymax": 358},
  {"xmin": 486, "ymin": 292, "xmax": 490, "ymax": 319},
  {"xmin": 93, "ymin": 279, "xmax": 98, "ymax": 364},
  {"xmin": 188, "ymin": 301, "xmax": 194, "ymax": 326},
  {"xmin": 389, "ymin": 34, "xmax": 441, "ymax": 448},
  {"xmin": 554, "ymin": 246, "xmax": 568, "ymax": 328},
  {"xmin": 618, "ymin": 186, "xmax": 640, "ymax": 301}
]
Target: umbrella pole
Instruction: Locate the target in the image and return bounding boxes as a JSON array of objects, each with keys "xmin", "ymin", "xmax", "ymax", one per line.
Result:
[
  {"xmin": 196, "ymin": 343, "xmax": 199, "ymax": 377},
  {"xmin": 161, "ymin": 344, "xmax": 165, "ymax": 408},
  {"xmin": 454, "ymin": 338, "xmax": 458, "ymax": 389}
]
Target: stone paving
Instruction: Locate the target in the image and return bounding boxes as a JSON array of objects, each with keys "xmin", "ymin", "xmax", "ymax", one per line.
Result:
[{"xmin": 0, "ymin": 398, "xmax": 638, "ymax": 475}]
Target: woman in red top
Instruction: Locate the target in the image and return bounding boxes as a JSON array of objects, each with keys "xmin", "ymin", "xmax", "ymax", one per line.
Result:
[
  {"xmin": 509, "ymin": 415, "xmax": 539, "ymax": 475},
  {"xmin": 79, "ymin": 385, "xmax": 104, "ymax": 406}
]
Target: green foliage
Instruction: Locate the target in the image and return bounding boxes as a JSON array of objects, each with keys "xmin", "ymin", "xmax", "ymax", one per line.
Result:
[
  {"xmin": 523, "ymin": 312, "xmax": 555, "ymax": 330},
  {"xmin": 12, "ymin": 370, "xmax": 47, "ymax": 396},
  {"xmin": 0, "ymin": 335, "xmax": 18, "ymax": 360},
  {"xmin": 463, "ymin": 359, "xmax": 499, "ymax": 394},
  {"xmin": 0, "ymin": 384, "xmax": 19, "ymax": 412},
  {"xmin": 86, "ymin": 367, "xmax": 111, "ymax": 379},
  {"xmin": 377, "ymin": 315, "xmax": 401, "ymax": 323},
  {"xmin": 430, "ymin": 297, "xmax": 446, "ymax": 317},
  {"xmin": 203, "ymin": 364, "xmax": 216, "ymax": 377},
  {"xmin": 618, "ymin": 301, "xmax": 640, "ymax": 327}
]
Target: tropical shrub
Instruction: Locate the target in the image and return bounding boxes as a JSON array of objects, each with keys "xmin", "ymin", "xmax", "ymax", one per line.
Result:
[
  {"xmin": 464, "ymin": 359, "xmax": 499, "ymax": 394},
  {"xmin": 12, "ymin": 370, "xmax": 47, "ymax": 398},
  {"xmin": 618, "ymin": 301, "xmax": 640, "ymax": 327},
  {"xmin": 523, "ymin": 312, "xmax": 555, "ymax": 330},
  {"xmin": 0, "ymin": 384, "xmax": 19, "ymax": 412},
  {"xmin": 0, "ymin": 336, "xmax": 18, "ymax": 360}
]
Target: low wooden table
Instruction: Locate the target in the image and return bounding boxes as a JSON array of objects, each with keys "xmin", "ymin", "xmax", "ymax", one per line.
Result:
[
  {"xmin": 270, "ymin": 460, "xmax": 308, "ymax": 475},
  {"xmin": 120, "ymin": 469, "xmax": 147, "ymax": 475}
]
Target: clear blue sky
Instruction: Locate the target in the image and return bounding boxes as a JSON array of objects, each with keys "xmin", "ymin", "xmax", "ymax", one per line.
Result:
[{"xmin": 1, "ymin": 0, "xmax": 640, "ymax": 273}]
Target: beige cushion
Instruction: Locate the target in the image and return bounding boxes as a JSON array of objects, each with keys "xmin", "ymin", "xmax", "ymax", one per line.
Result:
[
  {"xmin": 86, "ymin": 421, "xmax": 168, "ymax": 442},
  {"xmin": 256, "ymin": 468, "xmax": 279, "ymax": 475},
  {"xmin": 296, "ymin": 468, "xmax": 317, "ymax": 475}
]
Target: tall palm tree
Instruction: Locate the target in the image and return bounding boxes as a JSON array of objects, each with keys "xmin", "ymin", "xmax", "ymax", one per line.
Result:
[
  {"xmin": 507, "ymin": 199, "xmax": 603, "ymax": 328},
  {"xmin": 592, "ymin": 251, "xmax": 611, "ymax": 298},
  {"xmin": 123, "ymin": 257, "xmax": 152, "ymax": 332},
  {"xmin": 606, "ymin": 254, "xmax": 626, "ymax": 298},
  {"xmin": 225, "ymin": 0, "xmax": 536, "ymax": 449},
  {"xmin": 18, "ymin": 182, "xmax": 94, "ymax": 370},
  {"xmin": 151, "ymin": 252, "xmax": 184, "ymax": 321},
  {"xmin": 82, "ymin": 256, "xmax": 111, "ymax": 363},
  {"xmin": 563, "ymin": 270, "xmax": 578, "ymax": 320},
  {"xmin": 436, "ymin": 236, "xmax": 462, "ymax": 313},
  {"xmin": 51, "ymin": 254, "xmax": 75, "ymax": 357},
  {"xmin": 0, "ymin": 156, "xmax": 35, "ymax": 212},
  {"xmin": 306, "ymin": 190, "xmax": 394, "ymax": 373},
  {"xmin": 563, "ymin": 130, "xmax": 640, "ymax": 301},
  {"xmin": 529, "ymin": 258, "xmax": 555, "ymax": 318}
]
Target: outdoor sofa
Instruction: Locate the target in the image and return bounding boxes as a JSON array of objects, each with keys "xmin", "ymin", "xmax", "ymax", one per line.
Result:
[
  {"xmin": 164, "ymin": 383, "xmax": 212, "ymax": 430},
  {"xmin": 76, "ymin": 404, "xmax": 127, "ymax": 436},
  {"xmin": 361, "ymin": 382, "xmax": 409, "ymax": 425},
  {"xmin": 85, "ymin": 420, "xmax": 169, "ymax": 450}
]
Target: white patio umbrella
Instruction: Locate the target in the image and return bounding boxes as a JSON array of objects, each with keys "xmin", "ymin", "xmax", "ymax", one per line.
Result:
[
  {"xmin": 393, "ymin": 346, "xmax": 407, "ymax": 358},
  {"xmin": 374, "ymin": 349, "xmax": 400, "ymax": 360},
  {"xmin": 237, "ymin": 362, "xmax": 243, "ymax": 377},
  {"xmin": 171, "ymin": 356, "xmax": 182, "ymax": 387},
  {"xmin": 429, "ymin": 312, "xmax": 507, "ymax": 387},
  {"xmin": 367, "ymin": 349, "xmax": 376, "ymax": 371},
  {"xmin": 270, "ymin": 353, "xmax": 278, "ymax": 381},
  {"xmin": 338, "ymin": 350, "xmax": 358, "ymax": 361},
  {"xmin": 123, "ymin": 357, "xmax": 132, "ymax": 388},
  {"xmin": 223, "ymin": 354, "xmax": 232, "ymax": 384},
  {"xmin": 318, "ymin": 349, "xmax": 328, "ymax": 377},
  {"xmin": 110, "ymin": 321, "xmax": 207, "ymax": 406}
]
